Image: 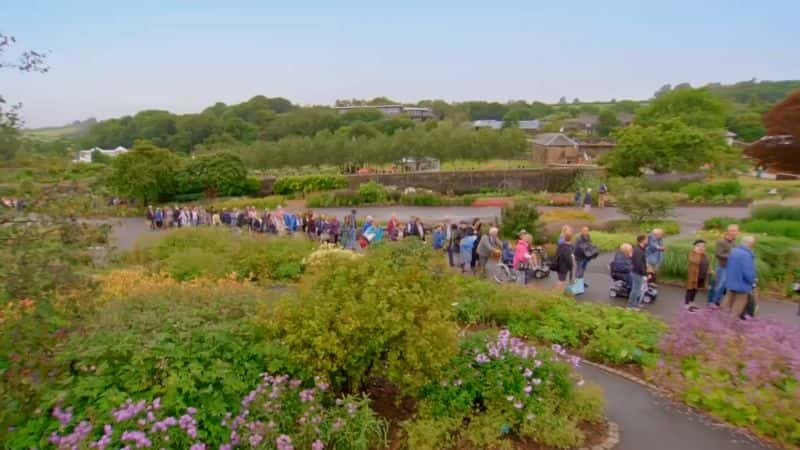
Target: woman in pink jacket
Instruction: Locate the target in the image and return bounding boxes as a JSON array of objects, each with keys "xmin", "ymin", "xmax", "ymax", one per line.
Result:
[{"xmin": 512, "ymin": 233, "xmax": 533, "ymax": 285}]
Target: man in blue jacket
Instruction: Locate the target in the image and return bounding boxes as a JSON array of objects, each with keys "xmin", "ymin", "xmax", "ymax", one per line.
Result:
[{"xmin": 722, "ymin": 235, "xmax": 757, "ymax": 320}]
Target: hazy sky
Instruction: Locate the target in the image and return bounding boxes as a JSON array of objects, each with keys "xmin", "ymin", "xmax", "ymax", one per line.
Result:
[{"xmin": 3, "ymin": 0, "xmax": 799, "ymax": 127}]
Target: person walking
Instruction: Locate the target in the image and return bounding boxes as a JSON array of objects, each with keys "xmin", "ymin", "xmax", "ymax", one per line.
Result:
[
  {"xmin": 476, "ymin": 226, "xmax": 502, "ymax": 278},
  {"xmin": 722, "ymin": 235, "xmax": 757, "ymax": 321},
  {"xmin": 552, "ymin": 227, "xmax": 575, "ymax": 292},
  {"xmin": 583, "ymin": 188, "xmax": 593, "ymax": 211},
  {"xmin": 154, "ymin": 207, "xmax": 164, "ymax": 229},
  {"xmin": 573, "ymin": 226, "xmax": 598, "ymax": 280},
  {"xmin": 574, "ymin": 189, "xmax": 582, "ymax": 207},
  {"xmin": 387, "ymin": 214, "xmax": 401, "ymax": 241},
  {"xmin": 709, "ymin": 224, "xmax": 739, "ymax": 305},
  {"xmin": 146, "ymin": 205, "xmax": 155, "ymax": 230},
  {"xmin": 447, "ymin": 223, "xmax": 460, "ymax": 267},
  {"xmin": 685, "ymin": 239, "xmax": 709, "ymax": 312},
  {"xmin": 646, "ymin": 228, "xmax": 666, "ymax": 275},
  {"xmin": 628, "ymin": 235, "xmax": 649, "ymax": 309},
  {"xmin": 432, "ymin": 224, "xmax": 446, "ymax": 250},
  {"xmin": 459, "ymin": 228, "xmax": 477, "ymax": 273},
  {"xmin": 471, "ymin": 219, "xmax": 482, "ymax": 270},
  {"xmin": 597, "ymin": 183, "xmax": 608, "ymax": 208}
]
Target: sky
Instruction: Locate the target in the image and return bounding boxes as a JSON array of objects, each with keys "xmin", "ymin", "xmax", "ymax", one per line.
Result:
[{"xmin": 2, "ymin": 0, "xmax": 799, "ymax": 128}]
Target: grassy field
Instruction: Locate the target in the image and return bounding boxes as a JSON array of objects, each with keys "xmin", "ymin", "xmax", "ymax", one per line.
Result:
[{"xmin": 23, "ymin": 124, "xmax": 85, "ymax": 141}]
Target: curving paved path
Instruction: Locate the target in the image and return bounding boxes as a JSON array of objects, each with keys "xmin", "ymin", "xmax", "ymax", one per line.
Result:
[{"xmin": 101, "ymin": 205, "xmax": 790, "ymax": 449}]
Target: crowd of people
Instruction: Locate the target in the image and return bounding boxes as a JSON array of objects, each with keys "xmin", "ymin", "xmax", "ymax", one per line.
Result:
[{"xmin": 145, "ymin": 205, "xmax": 781, "ymax": 321}]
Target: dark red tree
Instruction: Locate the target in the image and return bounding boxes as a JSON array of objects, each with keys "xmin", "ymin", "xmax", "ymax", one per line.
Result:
[{"xmin": 744, "ymin": 90, "xmax": 800, "ymax": 174}]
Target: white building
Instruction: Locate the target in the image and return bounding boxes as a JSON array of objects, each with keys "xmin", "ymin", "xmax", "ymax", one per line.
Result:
[{"xmin": 74, "ymin": 146, "xmax": 128, "ymax": 163}]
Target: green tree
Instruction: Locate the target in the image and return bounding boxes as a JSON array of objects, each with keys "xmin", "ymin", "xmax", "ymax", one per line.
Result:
[
  {"xmin": 179, "ymin": 151, "xmax": 252, "ymax": 197},
  {"xmin": 107, "ymin": 141, "xmax": 181, "ymax": 204},
  {"xmin": 615, "ymin": 191, "xmax": 676, "ymax": 223},
  {"xmin": 653, "ymin": 84, "xmax": 672, "ymax": 98},
  {"xmin": 90, "ymin": 148, "xmax": 111, "ymax": 164},
  {"xmin": 596, "ymin": 110, "xmax": 620, "ymax": 136},
  {"xmin": 604, "ymin": 118, "xmax": 728, "ymax": 176},
  {"xmin": 637, "ymin": 88, "xmax": 728, "ymax": 130},
  {"xmin": 726, "ymin": 110, "xmax": 766, "ymax": 141}
]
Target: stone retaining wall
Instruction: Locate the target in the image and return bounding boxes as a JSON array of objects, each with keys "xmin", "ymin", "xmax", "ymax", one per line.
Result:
[
  {"xmin": 346, "ymin": 167, "xmax": 604, "ymax": 194},
  {"xmin": 260, "ymin": 167, "xmax": 605, "ymax": 195}
]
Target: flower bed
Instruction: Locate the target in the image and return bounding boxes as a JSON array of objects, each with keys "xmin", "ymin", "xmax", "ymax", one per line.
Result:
[
  {"xmin": 404, "ymin": 330, "xmax": 604, "ymax": 449},
  {"xmin": 651, "ymin": 309, "xmax": 800, "ymax": 447},
  {"xmin": 44, "ymin": 373, "xmax": 385, "ymax": 450}
]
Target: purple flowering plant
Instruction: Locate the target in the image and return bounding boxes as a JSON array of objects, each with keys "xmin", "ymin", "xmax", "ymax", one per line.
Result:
[
  {"xmin": 43, "ymin": 372, "xmax": 386, "ymax": 449},
  {"xmin": 651, "ymin": 309, "xmax": 800, "ymax": 447},
  {"xmin": 405, "ymin": 330, "xmax": 603, "ymax": 449}
]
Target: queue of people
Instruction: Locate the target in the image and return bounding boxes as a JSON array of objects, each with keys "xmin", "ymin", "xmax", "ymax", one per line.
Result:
[{"xmin": 145, "ymin": 204, "xmax": 775, "ymax": 321}]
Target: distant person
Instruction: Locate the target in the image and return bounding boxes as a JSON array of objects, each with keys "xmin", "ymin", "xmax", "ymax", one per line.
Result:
[
  {"xmin": 459, "ymin": 229, "xmax": 477, "ymax": 273},
  {"xmin": 154, "ymin": 207, "xmax": 164, "ymax": 229},
  {"xmin": 387, "ymin": 214, "xmax": 401, "ymax": 241},
  {"xmin": 646, "ymin": 228, "xmax": 666, "ymax": 273},
  {"xmin": 710, "ymin": 224, "xmax": 739, "ymax": 306},
  {"xmin": 597, "ymin": 183, "xmax": 608, "ymax": 208},
  {"xmin": 471, "ymin": 219, "xmax": 483, "ymax": 269},
  {"xmin": 685, "ymin": 240, "xmax": 709, "ymax": 312},
  {"xmin": 432, "ymin": 224, "xmax": 446, "ymax": 250},
  {"xmin": 447, "ymin": 223, "xmax": 459, "ymax": 267},
  {"xmin": 574, "ymin": 189, "xmax": 582, "ymax": 207},
  {"xmin": 722, "ymin": 235, "xmax": 757, "ymax": 320},
  {"xmin": 628, "ymin": 235, "xmax": 649, "ymax": 309},
  {"xmin": 583, "ymin": 188, "xmax": 593, "ymax": 211},
  {"xmin": 146, "ymin": 205, "xmax": 155, "ymax": 230}
]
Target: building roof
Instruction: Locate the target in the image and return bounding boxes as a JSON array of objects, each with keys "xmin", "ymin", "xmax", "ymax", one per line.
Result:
[
  {"xmin": 533, "ymin": 133, "xmax": 578, "ymax": 147},
  {"xmin": 472, "ymin": 119, "xmax": 503, "ymax": 130},
  {"xmin": 577, "ymin": 113, "xmax": 599, "ymax": 126},
  {"xmin": 517, "ymin": 120, "xmax": 541, "ymax": 130}
]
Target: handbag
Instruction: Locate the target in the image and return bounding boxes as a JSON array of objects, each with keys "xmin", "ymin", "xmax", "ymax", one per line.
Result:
[{"xmin": 568, "ymin": 278, "xmax": 585, "ymax": 295}]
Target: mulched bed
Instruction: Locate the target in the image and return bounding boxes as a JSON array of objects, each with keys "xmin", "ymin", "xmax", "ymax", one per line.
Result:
[{"xmin": 364, "ymin": 378, "xmax": 416, "ymax": 450}]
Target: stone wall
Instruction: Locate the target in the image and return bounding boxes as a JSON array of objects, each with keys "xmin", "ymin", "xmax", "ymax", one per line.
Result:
[
  {"xmin": 260, "ymin": 167, "xmax": 604, "ymax": 195},
  {"xmin": 345, "ymin": 167, "xmax": 604, "ymax": 195}
]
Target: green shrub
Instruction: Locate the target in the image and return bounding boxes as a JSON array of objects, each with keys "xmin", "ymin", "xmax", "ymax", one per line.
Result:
[
  {"xmin": 7, "ymin": 280, "xmax": 288, "ymax": 446},
  {"xmin": 272, "ymin": 175, "xmax": 348, "ymax": 195},
  {"xmin": 680, "ymin": 180, "xmax": 744, "ymax": 203},
  {"xmin": 606, "ymin": 176, "xmax": 645, "ymax": 195},
  {"xmin": 405, "ymin": 331, "xmax": 604, "ymax": 449},
  {"xmin": 750, "ymin": 204, "xmax": 800, "ymax": 222},
  {"xmin": 400, "ymin": 192, "xmax": 445, "ymax": 206},
  {"xmin": 306, "ymin": 189, "xmax": 362, "ymax": 207},
  {"xmin": 357, "ymin": 181, "xmax": 388, "ymax": 204},
  {"xmin": 452, "ymin": 279, "xmax": 667, "ymax": 367},
  {"xmin": 742, "ymin": 220, "xmax": 800, "ymax": 239},
  {"xmin": 702, "ymin": 216, "xmax": 738, "ymax": 230},
  {"xmin": 500, "ymin": 202, "xmax": 542, "ymax": 240},
  {"xmin": 264, "ymin": 240, "xmax": 460, "ymax": 394},
  {"xmin": 615, "ymin": 191, "xmax": 676, "ymax": 223},
  {"xmin": 589, "ymin": 231, "xmax": 638, "ymax": 252},
  {"xmin": 128, "ymin": 227, "xmax": 314, "ymax": 282},
  {"xmin": 603, "ymin": 219, "xmax": 680, "ymax": 236}
]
